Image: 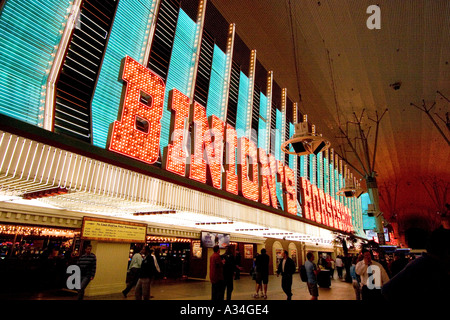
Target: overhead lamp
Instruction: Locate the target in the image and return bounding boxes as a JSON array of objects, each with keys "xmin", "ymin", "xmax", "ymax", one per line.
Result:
[
  {"xmin": 281, "ymin": 117, "xmax": 331, "ymax": 156},
  {"xmin": 336, "ymin": 178, "xmax": 365, "ymax": 198}
]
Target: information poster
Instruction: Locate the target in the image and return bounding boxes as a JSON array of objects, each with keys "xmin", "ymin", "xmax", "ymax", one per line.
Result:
[
  {"xmin": 81, "ymin": 217, "xmax": 147, "ymax": 243},
  {"xmin": 244, "ymin": 244, "xmax": 253, "ymax": 259},
  {"xmin": 192, "ymin": 241, "xmax": 202, "ymax": 258}
]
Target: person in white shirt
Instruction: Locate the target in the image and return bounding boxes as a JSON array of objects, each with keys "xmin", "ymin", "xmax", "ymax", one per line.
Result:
[
  {"xmin": 355, "ymin": 250, "xmax": 389, "ymax": 301},
  {"xmin": 122, "ymin": 246, "xmax": 144, "ymax": 298},
  {"xmin": 335, "ymin": 256, "xmax": 344, "ymax": 279}
]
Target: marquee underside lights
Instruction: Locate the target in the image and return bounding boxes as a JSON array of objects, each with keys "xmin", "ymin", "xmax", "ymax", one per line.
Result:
[{"xmin": 107, "ymin": 56, "xmax": 353, "ymax": 228}]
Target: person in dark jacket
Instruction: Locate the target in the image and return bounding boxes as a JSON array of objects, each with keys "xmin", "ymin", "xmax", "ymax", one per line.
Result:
[
  {"xmin": 210, "ymin": 245, "xmax": 225, "ymax": 301},
  {"xmin": 222, "ymin": 246, "xmax": 236, "ymax": 300},
  {"xmin": 253, "ymin": 248, "xmax": 270, "ymax": 299},
  {"xmin": 277, "ymin": 250, "xmax": 296, "ymax": 300},
  {"xmin": 389, "ymin": 252, "xmax": 409, "ymax": 277},
  {"xmin": 76, "ymin": 244, "xmax": 96, "ymax": 300},
  {"xmin": 234, "ymin": 249, "xmax": 242, "ymax": 280},
  {"xmin": 135, "ymin": 246, "xmax": 156, "ymax": 300}
]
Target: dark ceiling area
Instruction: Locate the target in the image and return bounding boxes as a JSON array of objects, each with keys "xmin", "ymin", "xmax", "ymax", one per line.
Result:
[{"xmin": 211, "ymin": 0, "xmax": 449, "ymax": 233}]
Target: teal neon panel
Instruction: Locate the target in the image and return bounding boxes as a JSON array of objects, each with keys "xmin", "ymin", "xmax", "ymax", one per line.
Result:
[
  {"xmin": 258, "ymin": 93, "xmax": 268, "ymax": 150},
  {"xmin": 275, "ymin": 109, "xmax": 283, "ymax": 209},
  {"xmin": 361, "ymin": 193, "xmax": 376, "ymax": 230},
  {"xmin": 323, "ymin": 157, "xmax": 329, "ymax": 194},
  {"xmin": 309, "ymin": 154, "xmax": 315, "ymax": 185},
  {"xmin": 275, "ymin": 109, "xmax": 282, "ymax": 161},
  {"xmin": 289, "ymin": 123, "xmax": 295, "ymax": 167},
  {"xmin": 235, "ymin": 72, "xmax": 249, "ymax": 137},
  {"xmin": 206, "ymin": 44, "xmax": 226, "ymax": 118},
  {"xmin": 160, "ymin": 9, "xmax": 197, "ymax": 152},
  {"xmin": 317, "ymin": 151, "xmax": 323, "ymax": 190},
  {"xmin": 0, "ymin": 0, "xmax": 70, "ymax": 126},
  {"xmin": 91, "ymin": 0, "xmax": 157, "ymax": 148}
]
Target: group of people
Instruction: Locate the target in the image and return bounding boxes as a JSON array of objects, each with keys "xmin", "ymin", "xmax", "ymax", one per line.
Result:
[
  {"xmin": 122, "ymin": 245, "xmax": 160, "ymax": 300},
  {"xmin": 210, "ymin": 246, "xmax": 297, "ymax": 301},
  {"xmin": 76, "ymin": 227, "xmax": 449, "ymax": 302},
  {"xmin": 350, "ymin": 227, "xmax": 450, "ymax": 302},
  {"xmin": 209, "ymin": 245, "xmax": 243, "ymax": 300}
]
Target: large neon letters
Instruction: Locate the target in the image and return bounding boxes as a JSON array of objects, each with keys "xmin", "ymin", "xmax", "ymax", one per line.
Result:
[
  {"xmin": 109, "ymin": 57, "xmax": 355, "ymax": 232},
  {"xmin": 298, "ymin": 177, "xmax": 352, "ymax": 232},
  {"xmin": 109, "ymin": 56, "xmax": 165, "ymax": 164}
]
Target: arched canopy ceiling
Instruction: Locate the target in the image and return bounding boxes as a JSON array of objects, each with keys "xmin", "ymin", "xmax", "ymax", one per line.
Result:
[{"xmin": 211, "ymin": 0, "xmax": 450, "ymax": 226}]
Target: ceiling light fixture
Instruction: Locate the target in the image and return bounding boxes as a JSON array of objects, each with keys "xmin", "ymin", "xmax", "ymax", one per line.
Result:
[
  {"xmin": 281, "ymin": 115, "xmax": 331, "ymax": 156},
  {"xmin": 336, "ymin": 178, "xmax": 365, "ymax": 198}
]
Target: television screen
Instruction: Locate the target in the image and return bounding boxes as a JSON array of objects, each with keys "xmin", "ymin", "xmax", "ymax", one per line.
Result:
[
  {"xmin": 201, "ymin": 231, "xmax": 230, "ymax": 248},
  {"xmin": 365, "ymin": 228, "xmax": 390, "ymax": 243}
]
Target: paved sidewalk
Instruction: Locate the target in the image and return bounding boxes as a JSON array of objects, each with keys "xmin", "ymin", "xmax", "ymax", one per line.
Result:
[{"xmin": 16, "ymin": 274, "xmax": 356, "ymax": 300}]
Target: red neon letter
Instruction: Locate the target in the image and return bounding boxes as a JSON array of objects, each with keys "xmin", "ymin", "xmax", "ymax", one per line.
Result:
[
  {"xmin": 330, "ymin": 197, "xmax": 338, "ymax": 228},
  {"xmin": 223, "ymin": 124, "xmax": 238, "ymax": 195},
  {"xmin": 205, "ymin": 115, "xmax": 224, "ymax": 189},
  {"xmin": 283, "ymin": 165, "xmax": 297, "ymax": 215},
  {"xmin": 258, "ymin": 149, "xmax": 277, "ymax": 208},
  {"xmin": 325, "ymin": 193, "xmax": 334, "ymax": 228},
  {"xmin": 310, "ymin": 184, "xmax": 322, "ymax": 224},
  {"xmin": 237, "ymin": 137, "xmax": 258, "ymax": 201},
  {"xmin": 109, "ymin": 56, "xmax": 165, "ymax": 164},
  {"xmin": 189, "ymin": 102, "xmax": 208, "ymax": 183},
  {"xmin": 299, "ymin": 177, "xmax": 313, "ymax": 220},
  {"xmin": 164, "ymin": 89, "xmax": 190, "ymax": 176},
  {"xmin": 318, "ymin": 189, "xmax": 328, "ymax": 226}
]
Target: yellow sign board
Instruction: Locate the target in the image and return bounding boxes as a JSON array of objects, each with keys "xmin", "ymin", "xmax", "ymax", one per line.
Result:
[{"xmin": 81, "ymin": 217, "xmax": 147, "ymax": 243}]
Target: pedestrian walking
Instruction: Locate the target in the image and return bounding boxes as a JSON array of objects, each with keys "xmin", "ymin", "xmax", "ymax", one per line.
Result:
[
  {"xmin": 135, "ymin": 246, "xmax": 157, "ymax": 300},
  {"xmin": 350, "ymin": 255, "xmax": 362, "ymax": 300},
  {"xmin": 210, "ymin": 245, "xmax": 225, "ymax": 301},
  {"xmin": 277, "ymin": 250, "xmax": 296, "ymax": 300},
  {"xmin": 234, "ymin": 249, "xmax": 242, "ymax": 280},
  {"xmin": 326, "ymin": 254, "xmax": 335, "ymax": 279},
  {"xmin": 253, "ymin": 248, "xmax": 269, "ymax": 299},
  {"xmin": 122, "ymin": 246, "xmax": 144, "ymax": 298},
  {"xmin": 76, "ymin": 244, "xmax": 96, "ymax": 300},
  {"xmin": 305, "ymin": 251, "xmax": 319, "ymax": 300},
  {"xmin": 222, "ymin": 246, "xmax": 236, "ymax": 300},
  {"xmin": 335, "ymin": 255, "xmax": 344, "ymax": 279},
  {"xmin": 149, "ymin": 248, "xmax": 160, "ymax": 298}
]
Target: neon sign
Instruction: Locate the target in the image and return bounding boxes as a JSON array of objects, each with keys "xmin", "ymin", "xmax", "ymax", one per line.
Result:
[
  {"xmin": 109, "ymin": 56, "xmax": 353, "ymax": 231},
  {"xmin": 299, "ymin": 177, "xmax": 353, "ymax": 232}
]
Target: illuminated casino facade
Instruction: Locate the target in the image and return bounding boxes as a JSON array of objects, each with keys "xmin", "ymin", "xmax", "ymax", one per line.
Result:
[{"xmin": 0, "ymin": 0, "xmax": 370, "ymax": 295}]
